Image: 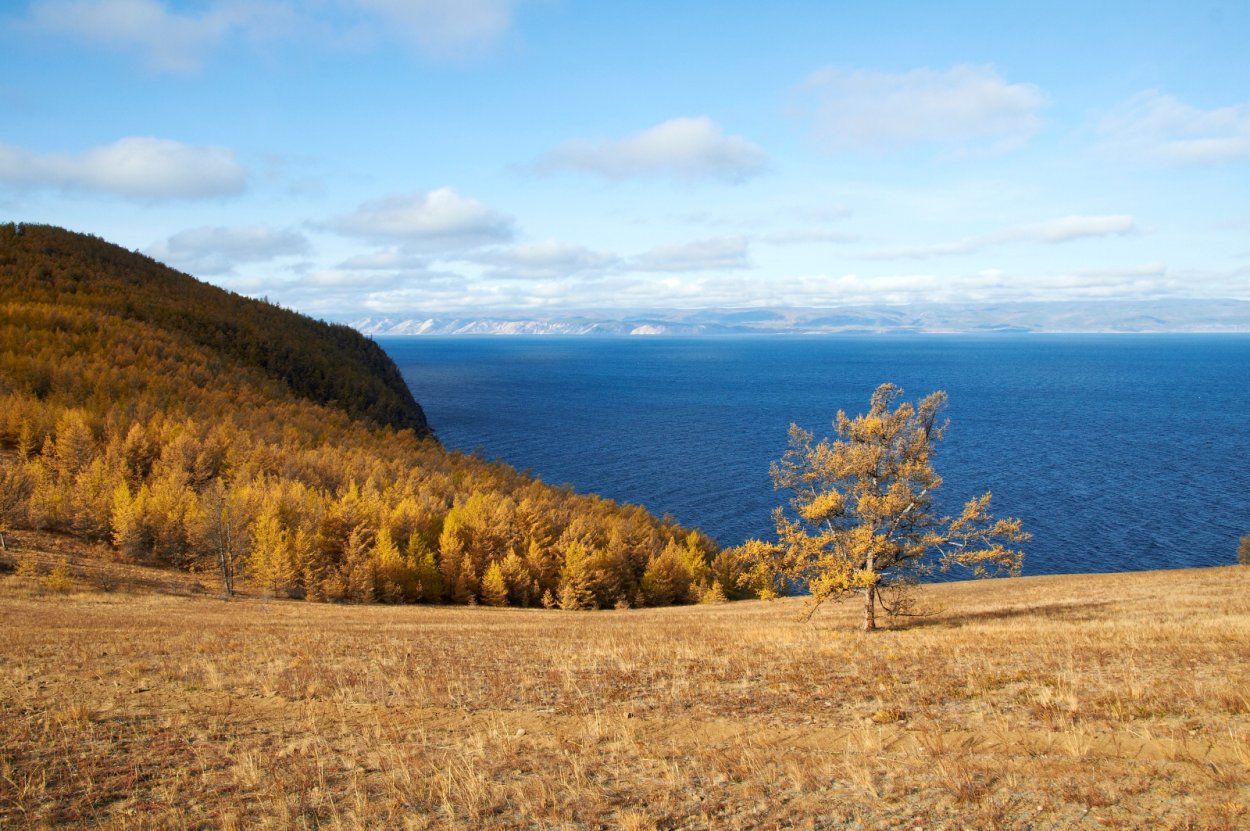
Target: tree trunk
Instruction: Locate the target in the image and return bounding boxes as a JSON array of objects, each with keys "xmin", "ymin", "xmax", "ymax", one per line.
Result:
[
  {"xmin": 209, "ymin": 484, "xmax": 235, "ymax": 597},
  {"xmin": 216, "ymin": 510, "xmax": 235, "ymax": 597},
  {"xmin": 218, "ymin": 543, "xmax": 234, "ymax": 596},
  {"xmin": 863, "ymin": 550, "xmax": 877, "ymax": 631}
]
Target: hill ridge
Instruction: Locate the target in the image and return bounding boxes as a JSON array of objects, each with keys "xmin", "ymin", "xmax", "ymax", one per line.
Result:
[{"xmin": 2, "ymin": 223, "xmax": 429, "ymax": 435}]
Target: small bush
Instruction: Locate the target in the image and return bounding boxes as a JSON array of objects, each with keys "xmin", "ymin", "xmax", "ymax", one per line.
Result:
[
  {"xmin": 43, "ymin": 558, "xmax": 73, "ymax": 593},
  {"xmin": 89, "ymin": 569, "xmax": 119, "ymax": 592},
  {"xmin": 1239, "ymin": 534, "xmax": 1250, "ymax": 566},
  {"xmin": 14, "ymin": 548, "xmax": 42, "ymax": 579}
]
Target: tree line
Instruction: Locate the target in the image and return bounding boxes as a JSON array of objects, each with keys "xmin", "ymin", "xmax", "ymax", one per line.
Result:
[{"xmin": 0, "ymin": 224, "xmax": 751, "ymax": 607}]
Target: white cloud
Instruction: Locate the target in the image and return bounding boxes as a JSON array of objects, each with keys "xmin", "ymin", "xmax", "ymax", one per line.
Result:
[
  {"xmin": 25, "ymin": 0, "xmax": 291, "ymax": 73},
  {"xmin": 354, "ymin": 0, "xmax": 519, "ymax": 56},
  {"xmin": 337, "ymin": 249, "xmax": 428, "ymax": 271},
  {"xmin": 301, "ymin": 269, "xmax": 407, "ymax": 289},
  {"xmin": 766, "ymin": 262, "xmax": 1250, "ymax": 306},
  {"xmin": 1098, "ymin": 91, "xmax": 1250, "ymax": 165},
  {"xmin": 254, "ymin": 258, "xmax": 1250, "ymax": 317},
  {"xmin": 0, "ymin": 136, "xmax": 246, "ymax": 199},
  {"xmin": 739, "ymin": 264, "xmax": 1172, "ymax": 307},
  {"xmin": 478, "ymin": 241, "xmax": 621, "ymax": 280},
  {"xmin": 25, "ymin": 0, "xmax": 522, "ymax": 71},
  {"xmin": 147, "ymin": 225, "xmax": 309, "ymax": 275},
  {"xmin": 269, "ymin": 268, "xmax": 471, "ymax": 315},
  {"xmin": 796, "ymin": 64, "xmax": 1047, "ymax": 153},
  {"xmin": 933, "ymin": 262, "xmax": 1236, "ymax": 302},
  {"xmin": 330, "ymin": 187, "xmax": 515, "ymax": 247},
  {"xmin": 538, "ymin": 117, "xmax": 767, "ymax": 182},
  {"xmin": 865, "ymin": 215, "xmax": 1136, "ymax": 260},
  {"xmin": 800, "ymin": 272, "xmax": 942, "ymax": 305},
  {"xmin": 1018, "ymin": 215, "xmax": 1137, "ymax": 243},
  {"xmin": 350, "ymin": 277, "xmax": 484, "ymax": 314},
  {"xmin": 631, "ymin": 236, "xmax": 750, "ymax": 272},
  {"xmin": 763, "ymin": 228, "xmax": 861, "ymax": 245}
]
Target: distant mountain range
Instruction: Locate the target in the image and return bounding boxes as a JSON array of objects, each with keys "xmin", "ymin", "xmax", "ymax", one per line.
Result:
[{"xmin": 349, "ymin": 300, "xmax": 1250, "ymax": 336}]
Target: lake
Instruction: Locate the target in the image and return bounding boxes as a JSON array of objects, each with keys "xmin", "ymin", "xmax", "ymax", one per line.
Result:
[{"xmin": 382, "ymin": 335, "xmax": 1250, "ymax": 576}]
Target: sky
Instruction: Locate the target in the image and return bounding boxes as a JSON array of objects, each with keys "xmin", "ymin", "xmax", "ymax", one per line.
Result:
[{"xmin": 2, "ymin": 0, "xmax": 1248, "ymax": 320}]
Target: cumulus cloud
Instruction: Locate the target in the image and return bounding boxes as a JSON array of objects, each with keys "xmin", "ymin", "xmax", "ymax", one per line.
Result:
[
  {"xmin": 255, "ymin": 258, "xmax": 1250, "ymax": 317},
  {"xmin": 477, "ymin": 241, "xmax": 621, "ymax": 280},
  {"xmin": 913, "ymin": 262, "xmax": 1241, "ymax": 303},
  {"xmin": 747, "ymin": 263, "xmax": 1177, "ymax": 307},
  {"xmin": 147, "ymin": 225, "xmax": 309, "ymax": 275},
  {"xmin": 630, "ymin": 236, "xmax": 750, "ymax": 272},
  {"xmin": 0, "ymin": 136, "xmax": 246, "ymax": 199},
  {"xmin": 301, "ymin": 269, "xmax": 409, "ymax": 289},
  {"xmin": 796, "ymin": 64, "xmax": 1047, "ymax": 153},
  {"xmin": 25, "ymin": 0, "xmax": 295, "ymax": 73},
  {"xmin": 780, "ymin": 261, "xmax": 1250, "ymax": 305},
  {"xmin": 538, "ymin": 117, "xmax": 767, "ymax": 182},
  {"xmin": 337, "ymin": 248, "xmax": 428, "ymax": 271},
  {"xmin": 25, "ymin": 0, "xmax": 523, "ymax": 71},
  {"xmin": 270, "ymin": 268, "xmax": 471, "ymax": 316},
  {"xmin": 355, "ymin": 0, "xmax": 520, "ymax": 56},
  {"xmin": 329, "ymin": 187, "xmax": 515, "ymax": 247},
  {"xmin": 865, "ymin": 215, "xmax": 1136, "ymax": 260},
  {"xmin": 350, "ymin": 275, "xmax": 491, "ymax": 315},
  {"xmin": 1098, "ymin": 91, "xmax": 1250, "ymax": 165},
  {"xmin": 1033, "ymin": 263, "xmax": 1171, "ymax": 298}
]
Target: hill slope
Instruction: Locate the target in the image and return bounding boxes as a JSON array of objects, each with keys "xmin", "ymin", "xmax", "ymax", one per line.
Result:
[
  {"xmin": 1, "ymin": 223, "xmax": 428, "ymax": 434},
  {"xmin": 0, "ymin": 224, "xmax": 741, "ymax": 607}
]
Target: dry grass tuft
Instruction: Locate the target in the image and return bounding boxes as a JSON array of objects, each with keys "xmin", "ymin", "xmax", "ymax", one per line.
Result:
[{"xmin": 1, "ymin": 537, "xmax": 1248, "ymax": 829}]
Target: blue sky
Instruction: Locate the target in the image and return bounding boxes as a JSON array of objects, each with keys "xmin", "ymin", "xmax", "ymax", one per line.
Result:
[{"xmin": 3, "ymin": 0, "xmax": 1248, "ymax": 319}]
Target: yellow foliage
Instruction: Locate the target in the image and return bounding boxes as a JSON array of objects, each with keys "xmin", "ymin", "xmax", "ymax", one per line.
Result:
[
  {"xmin": 700, "ymin": 581, "xmax": 728, "ymax": 604},
  {"xmin": 480, "ymin": 561, "xmax": 509, "ymax": 607},
  {"xmin": 0, "ymin": 224, "xmax": 740, "ymax": 609},
  {"xmin": 797, "ymin": 489, "xmax": 844, "ymax": 524},
  {"xmin": 746, "ymin": 383, "xmax": 1027, "ymax": 630},
  {"xmin": 14, "ymin": 548, "xmax": 42, "ymax": 579},
  {"xmin": 42, "ymin": 558, "xmax": 73, "ymax": 593},
  {"xmin": 249, "ymin": 509, "xmax": 295, "ymax": 597}
]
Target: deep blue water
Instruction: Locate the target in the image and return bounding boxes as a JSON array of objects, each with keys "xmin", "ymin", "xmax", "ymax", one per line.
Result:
[{"xmin": 382, "ymin": 336, "xmax": 1250, "ymax": 576}]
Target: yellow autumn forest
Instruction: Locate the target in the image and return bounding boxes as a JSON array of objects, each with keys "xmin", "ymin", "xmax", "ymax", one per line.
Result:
[{"xmin": 0, "ymin": 224, "xmax": 751, "ymax": 608}]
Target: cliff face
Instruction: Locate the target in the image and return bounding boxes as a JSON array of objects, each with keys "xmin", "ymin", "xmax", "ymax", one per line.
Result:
[{"xmin": 0, "ymin": 223, "xmax": 430, "ymax": 436}]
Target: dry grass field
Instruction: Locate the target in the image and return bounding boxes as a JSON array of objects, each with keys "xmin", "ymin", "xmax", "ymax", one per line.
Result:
[{"xmin": 2, "ymin": 531, "xmax": 1248, "ymax": 830}]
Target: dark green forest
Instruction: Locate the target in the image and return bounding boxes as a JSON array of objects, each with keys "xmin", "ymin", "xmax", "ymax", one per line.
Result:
[{"xmin": 0, "ymin": 224, "xmax": 753, "ymax": 607}]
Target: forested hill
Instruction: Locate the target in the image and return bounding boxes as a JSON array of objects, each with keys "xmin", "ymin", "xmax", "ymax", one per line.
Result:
[
  {"xmin": 0, "ymin": 223, "xmax": 747, "ymax": 607},
  {"xmin": 0, "ymin": 224, "xmax": 428, "ymax": 435}
]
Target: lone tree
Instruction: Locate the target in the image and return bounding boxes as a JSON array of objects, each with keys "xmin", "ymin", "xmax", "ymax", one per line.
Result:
[{"xmin": 746, "ymin": 383, "xmax": 1028, "ymax": 630}]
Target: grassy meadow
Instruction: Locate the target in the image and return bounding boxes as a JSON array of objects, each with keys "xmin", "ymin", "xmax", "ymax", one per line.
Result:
[{"xmin": 2, "ymin": 531, "xmax": 1249, "ymax": 830}]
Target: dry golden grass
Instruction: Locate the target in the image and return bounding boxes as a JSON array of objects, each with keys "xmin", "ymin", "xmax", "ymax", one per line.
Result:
[{"xmin": 2, "ymin": 532, "xmax": 1248, "ymax": 829}]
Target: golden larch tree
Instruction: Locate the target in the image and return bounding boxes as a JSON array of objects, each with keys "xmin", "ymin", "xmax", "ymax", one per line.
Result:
[{"xmin": 748, "ymin": 383, "xmax": 1028, "ymax": 630}]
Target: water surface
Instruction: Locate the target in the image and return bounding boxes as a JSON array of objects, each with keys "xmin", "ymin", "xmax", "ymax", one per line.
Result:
[{"xmin": 383, "ymin": 335, "xmax": 1250, "ymax": 576}]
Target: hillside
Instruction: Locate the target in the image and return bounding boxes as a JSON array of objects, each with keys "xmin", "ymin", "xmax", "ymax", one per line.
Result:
[
  {"xmin": 1, "ymin": 562, "xmax": 1247, "ymax": 828},
  {"xmin": 0, "ymin": 224, "xmax": 740, "ymax": 607},
  {"xmin": 1, "ymin": 223, "xmax": 428, "ymax": 434}
]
